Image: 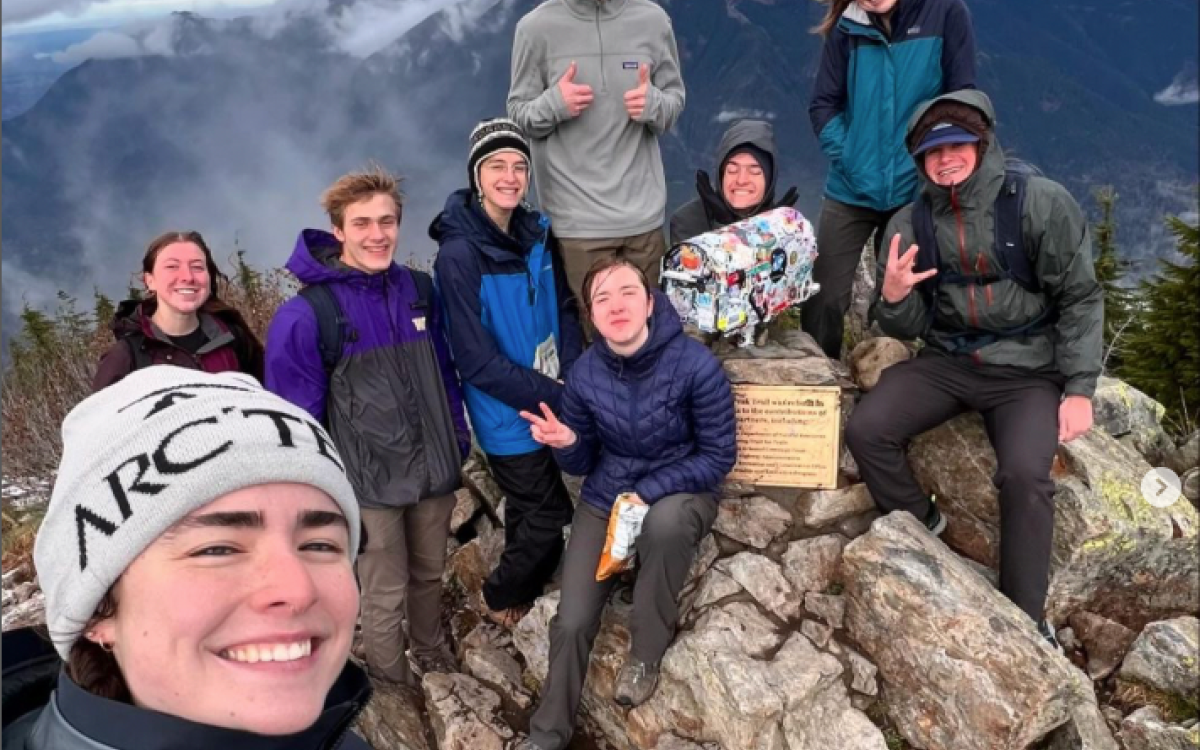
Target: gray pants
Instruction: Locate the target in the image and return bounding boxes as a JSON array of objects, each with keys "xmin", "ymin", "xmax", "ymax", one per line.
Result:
[
  {"xmin": 529, "ymin": 493, "xmax": 718, "ymax": 750},
  {"xmin": 357, "ymin": 494, "xmax": 456, "ymax": 684}
]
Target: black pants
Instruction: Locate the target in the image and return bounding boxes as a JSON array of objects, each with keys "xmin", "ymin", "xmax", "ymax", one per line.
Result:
[
  {"xmin": 482, "ymin": 448, "xmax": 575, "ymax": 611},
  {"xmin": 844, "ymin": 353, "xmax": 1064, "ymax": 622},
  {"xmin": 802, "ymin": 198, "xmax": 899, "ymax": 359}
]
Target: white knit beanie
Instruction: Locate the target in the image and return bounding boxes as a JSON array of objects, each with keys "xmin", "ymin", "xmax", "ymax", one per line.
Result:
[{"xmin": 34, "ymin": 367, "xmax": 361, "ymax": 660}]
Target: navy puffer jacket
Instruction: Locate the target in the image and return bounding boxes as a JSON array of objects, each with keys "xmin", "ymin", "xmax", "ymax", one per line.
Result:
[{"xmin": 554, "ymin": 291, "xmax": 737, "ymax": 512}]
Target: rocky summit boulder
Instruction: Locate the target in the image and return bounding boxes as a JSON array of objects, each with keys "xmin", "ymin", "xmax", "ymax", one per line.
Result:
[
  {"xmin": 1091, "ymin": 376, "xmax": 1174, "ymax": 465},
  {"xmin": 847, "ymin": 336, "xmax": 911, "ymax": 391},
  {"xmin": 1118, "ymin": 616, "xmax": 1200, "ymax": 704},
  {"xmin": 907, "ymin": 414, "xmax": 1198, "ymax": 630},
  {"xmin": 1119, "ymin": 706, "xmax": 1200, "ymax": 750},
  {"xmin": 842, "ymin": 512, "xmax": 1115, "ymax": 750}
]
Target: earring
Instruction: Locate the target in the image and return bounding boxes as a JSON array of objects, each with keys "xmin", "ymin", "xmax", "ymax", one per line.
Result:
[{"xmin": 87, "ymin": 631, "xmax": 113, "ymax": 653}]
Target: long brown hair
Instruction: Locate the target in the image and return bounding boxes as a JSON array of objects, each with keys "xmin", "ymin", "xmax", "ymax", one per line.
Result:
[
  {"xmin": 812, "ymin": 0, "xmax": 856, "ymax": 36},
  {"xmin": 66, "ymin": 589, "xmax": 132, "ymax": 702},
  {"xmin": 142, "ymin": 230, "xmax": 224, "ymax": 302}
]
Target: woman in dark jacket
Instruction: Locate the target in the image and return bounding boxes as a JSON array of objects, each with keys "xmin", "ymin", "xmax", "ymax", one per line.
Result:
[
  {"xmin": 93, "ymin": 231, "xmax": 264, "ymax": 391},
  {"xmin": 515, "ymin": 257, "xmax": 737, "ymax": 750},
  {"xmin": 2, "ymin": 368, "xmax": 371, "ymax": 750}
]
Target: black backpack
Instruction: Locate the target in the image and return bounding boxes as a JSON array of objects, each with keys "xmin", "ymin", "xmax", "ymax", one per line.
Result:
[
  {"xmin": 299, "ymin": 270, "xmax": 435, "ymax": 377},
  {"xmin": 910, "ymin": 164, "xmax": 1054, "ymax": 353}
]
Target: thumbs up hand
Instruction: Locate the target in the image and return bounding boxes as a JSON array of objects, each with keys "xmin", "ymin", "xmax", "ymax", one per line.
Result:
[
  {"xmin": 557, "ymin": 61, "xmax": 594, "ymax": 118},
  {"xmin": 624, "ymin": 63, "xmax": 651, "ymax": 120}
]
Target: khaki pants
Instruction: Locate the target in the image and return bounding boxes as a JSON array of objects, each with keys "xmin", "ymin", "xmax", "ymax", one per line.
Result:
[
  {"xmin": 357, "ymin": 494, "xmax": 455, "ymax": 684},
  {"xmin": 558, "ymin": 227, "xmax": 667, "ymax": 306}
]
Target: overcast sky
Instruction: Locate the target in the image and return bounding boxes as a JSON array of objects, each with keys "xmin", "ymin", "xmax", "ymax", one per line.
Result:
[{"xmin": 3, "ymin": 0, "xmax": 272, "ymax": 33}]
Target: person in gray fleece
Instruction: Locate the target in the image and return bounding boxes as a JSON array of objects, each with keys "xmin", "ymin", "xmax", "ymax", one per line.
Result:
[{"xmin": 507, "ymin": 0, "xmax": 685, "ymax": 302}]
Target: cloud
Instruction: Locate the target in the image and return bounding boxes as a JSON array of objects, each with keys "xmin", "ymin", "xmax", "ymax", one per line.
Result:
[
  {"xmin": 51, "ymin": 29, "xmax": 143, "ymax": 64},
  {"xmin": 714, "ymin": 108, "xmax": 776, "ymax": 123},
  {"xmin": 2, "ymin": 0, "xmax": 116, "ymax": 26},
  {"xmin": 1154, "ymin": 64, "xmax": 1199, "ymax": 106}
]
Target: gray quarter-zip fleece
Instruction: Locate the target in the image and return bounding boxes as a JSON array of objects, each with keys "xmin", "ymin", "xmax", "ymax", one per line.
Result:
[{"xmin": 507, "ymin": 0, "xmax": 685, "ymax": 239}]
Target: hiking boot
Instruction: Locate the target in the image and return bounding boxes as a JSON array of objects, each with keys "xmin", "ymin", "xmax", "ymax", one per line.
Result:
[
  {"xmin": 1038, "ymin": 620, "xmax": 1063, "ymax": 652},
  {"xmin": 613, "ymin": 657, "xmax": 660, "ymax": 707},
  {"xmin": 924, "ymin": 498, "xmax": 947, "ymax": 537},
  {"xmin": 409, "ymin": 648, "xmax": 460, "ymax": 678}
]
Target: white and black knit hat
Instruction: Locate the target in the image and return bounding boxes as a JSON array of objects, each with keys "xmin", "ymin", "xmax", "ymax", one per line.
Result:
[
  {"xmin": 468, "ymin": 117, "xmax": 531, "ymax": 193},
  {"xmin": 34, "ymin": 367, "xmax": 360, "ymax": 660}
]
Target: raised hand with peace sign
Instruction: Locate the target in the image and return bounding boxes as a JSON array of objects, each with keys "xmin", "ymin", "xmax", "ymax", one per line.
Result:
[
  {"xmin": 519, "ymin": 401, "xmax": 578, "ymax": 449},
  {"xmin": 624, "ymin": 63, "xmax": 650, "ymax": 121},
  {"xmin": 880, "ymin": 233, "xmax": 939, "ymax": 304}
]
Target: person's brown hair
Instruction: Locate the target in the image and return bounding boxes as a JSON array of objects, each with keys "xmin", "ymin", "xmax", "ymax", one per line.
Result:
[
  {"xmin": 812, "ymin": 0, "xmax": 856, "ymax": 36},
  {"xmin": 66, "ymin": 589, "xmax": 132, "ymax": 702},
  {"xmin": 142, "ymin": 230, "xmax": 223, "ymax": 300},
  {"xmin": 579, "ymin": 256, "xmax": 652, "ymax": 318},
  {"xmin": 320, "ymin": 164, "xmax": 406, "ymax": 229}
]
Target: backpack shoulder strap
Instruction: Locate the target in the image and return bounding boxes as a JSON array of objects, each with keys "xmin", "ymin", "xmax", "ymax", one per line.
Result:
[
  {"xmin": 298, "ymin": 285, "xmax": 345, "ymax": 377},
  {"xmin": 910, "ymin": 193, "xmax": 941, "ymax": 333},
  {"xmin": 124, "ymin": 336, "xmax": 153, "ymax": 371},
  {"xmin": 993, "ymin": 171, "xmax": 1039, "ymax": 292},
  {"xmin": 410, "ymin": 268, "xmax": 434, "ymax": 308}
]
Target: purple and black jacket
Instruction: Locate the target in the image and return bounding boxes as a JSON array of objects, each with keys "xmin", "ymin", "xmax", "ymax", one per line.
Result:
[{"xmin": 266, "ymin": 230, "xmax": 469, "ymax": 509}]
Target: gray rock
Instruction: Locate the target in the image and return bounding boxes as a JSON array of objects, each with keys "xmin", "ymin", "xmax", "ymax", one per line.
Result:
[
  {"xmin": 689, "ymin": 568, "xmax": 744, "ymax": 614},
  {"xmin": 907, "ymin": 414, "xmax": 1199, "ymax": 630},
  {"xmin": 1068, "ymin": 611, "xmax": 1137, "ymax": 680},
  {"xmin": 444, "ymin": 527, "xmax": 504, "ymax": 597},
  {"xmin": 1, "ymin": 590, "xmax": 44, "ymax": 631},
  {"xmin": 843, "ymin": 512, "xmax": 1113, "ymax": 750},
  {"xmin": 1184, "ymin": 467, "xmax": 1199, "ymax": 505},
  {"xmin": 801, "ymin": 619, "xmax": 833, "ymax": 650},
  {"xmin": 422, "ymin": 672, "xmax": 513, "ymax": 750},
  {"xmin": 805, "ymin": 592, "xmax": 846, "ymax": 629},
  {"xmin": 781, "ymin": 534, "xmax": 849, "ymax": 595},
  {"xmin": 721, "ymin": 352, "xmax": 845, "ymax": 388},
  {"xmin": 1120, "ymin": 706, "xmax": 1200, "ymax": 750},
  {"xmin": 1165, "ymin": 431, "xmax": 1200, "ymax": 475},
  {"xmin": 461, "ymin": 456, "xmax": 505, "ymax": 519},
  {"xmin": 844, "ymin": 645, "xmax": 879, "ymax": 697},
  {"xmin": 713, "ymin": 495, "xmax": 793, "ymax": 549},
  {"xmin": 716, "ymin": 552, "xmax": 802, "ymax": 621},
  {"xmin": 1092, "ymin": 376, "xmax": 1174, "ymax": 465},
  {"xmin": 1119, "ymin": 617, "xmax": 1200, "ymax": 702},
  {"xmin": 801, "ymin": 484, "xmax": 876, "ymax": 528},
  {"xmin": 449, "ymin": 488, "xmax": 480, "ymax": 535},
  {"xmin": 848, "ymin": 337, "xmax": 911, "ymax": 392},
  {"xmin": 463, "ymin": 644, "xmax": 532, "ymax": 710},
  {"xmin": 354, "ymin": 677, "xmax": 431, "ymax": 750},
  {"xmin": 834, "ymin": 509, "xmax": 881, "ymax": 539},
  {"xmin": 1040, "ymin": 700, "xmax": 1121, "ymax": 750}
]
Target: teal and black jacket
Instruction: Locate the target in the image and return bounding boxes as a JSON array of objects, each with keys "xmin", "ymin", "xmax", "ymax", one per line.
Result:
[
  {"xmin": 431, "ymin": 190, "xmax": 583, "ymax": 457},
  {"xmin": 809, "ymin": 0, "xmax": 976, "ymax": 212}
]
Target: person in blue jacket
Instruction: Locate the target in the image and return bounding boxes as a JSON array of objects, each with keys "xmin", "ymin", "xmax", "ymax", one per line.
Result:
[
  {"xmin": 514, "ymin": 257, "xmax": 736, "ymax": 750},
  {"xmin": 432, "ymin": 118, "xmax": 584, "ymax": 629},
  {"xmin": 802, "ymin": 0, "xmax": 976, "ymax": 359}
]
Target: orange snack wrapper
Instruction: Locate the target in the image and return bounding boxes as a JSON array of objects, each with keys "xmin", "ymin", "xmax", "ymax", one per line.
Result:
[{"xmin": 596, "ymin": 492, "xmax": 649, "ymax": 582}]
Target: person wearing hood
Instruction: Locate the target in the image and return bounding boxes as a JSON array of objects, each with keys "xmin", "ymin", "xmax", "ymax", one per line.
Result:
[
  {"xmin": 93, "ymin": 231, "xmax": 264, "ymax": 391},
  {"xmin": 669, "ymin": 119, "xmax": 799, "ymax": 244},
  {"xmin": 845, "ymin": 90, "xmax": 1102, "ymax": 646},
  {"xmin": 513, "ymin": 258, "xmax": 736, "ymax": 750},
  {"xmin": 2, "ymin": 367, "xmax": 371, "ymax": 750},
  {"xmin": 804, "ymin": 0, "xmax": 977, "ymax": 360},
  {"xmin": 265, "ymin": 165, "xmax": 470, "ymax": 684},
  {"xmin": 431, "ymin": 118, "xmax": 583, "ymax": 629}
]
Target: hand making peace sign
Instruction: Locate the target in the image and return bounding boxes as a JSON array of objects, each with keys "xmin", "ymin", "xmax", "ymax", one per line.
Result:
[
  {"xmin": 880, "ymin": 233, "xmax": 939, "ymax": 304},
  {"xmin": 519, "ymin": 402, "xmax": 578, "ymax": 449}
]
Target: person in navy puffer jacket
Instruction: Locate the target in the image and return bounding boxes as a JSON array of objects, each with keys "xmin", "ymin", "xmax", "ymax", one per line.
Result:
[{"xmin": 516, "ymin": 257, "xmax": 736, "ymax": 750}]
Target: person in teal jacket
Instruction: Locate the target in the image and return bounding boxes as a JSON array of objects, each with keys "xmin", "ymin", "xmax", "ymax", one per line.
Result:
[
  {"xmin": 432, "ymin": 118, "xmax": 584, "ymax": 628},
  {"xmin": 803, "ymin": 0, "xmax": 976, "ymax": 359}
]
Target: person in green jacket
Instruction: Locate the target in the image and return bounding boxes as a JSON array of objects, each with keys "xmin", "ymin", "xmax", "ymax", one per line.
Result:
[{"xmin": 845, "ymin": 90, "xmax": 1102, "ymax": 647}]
